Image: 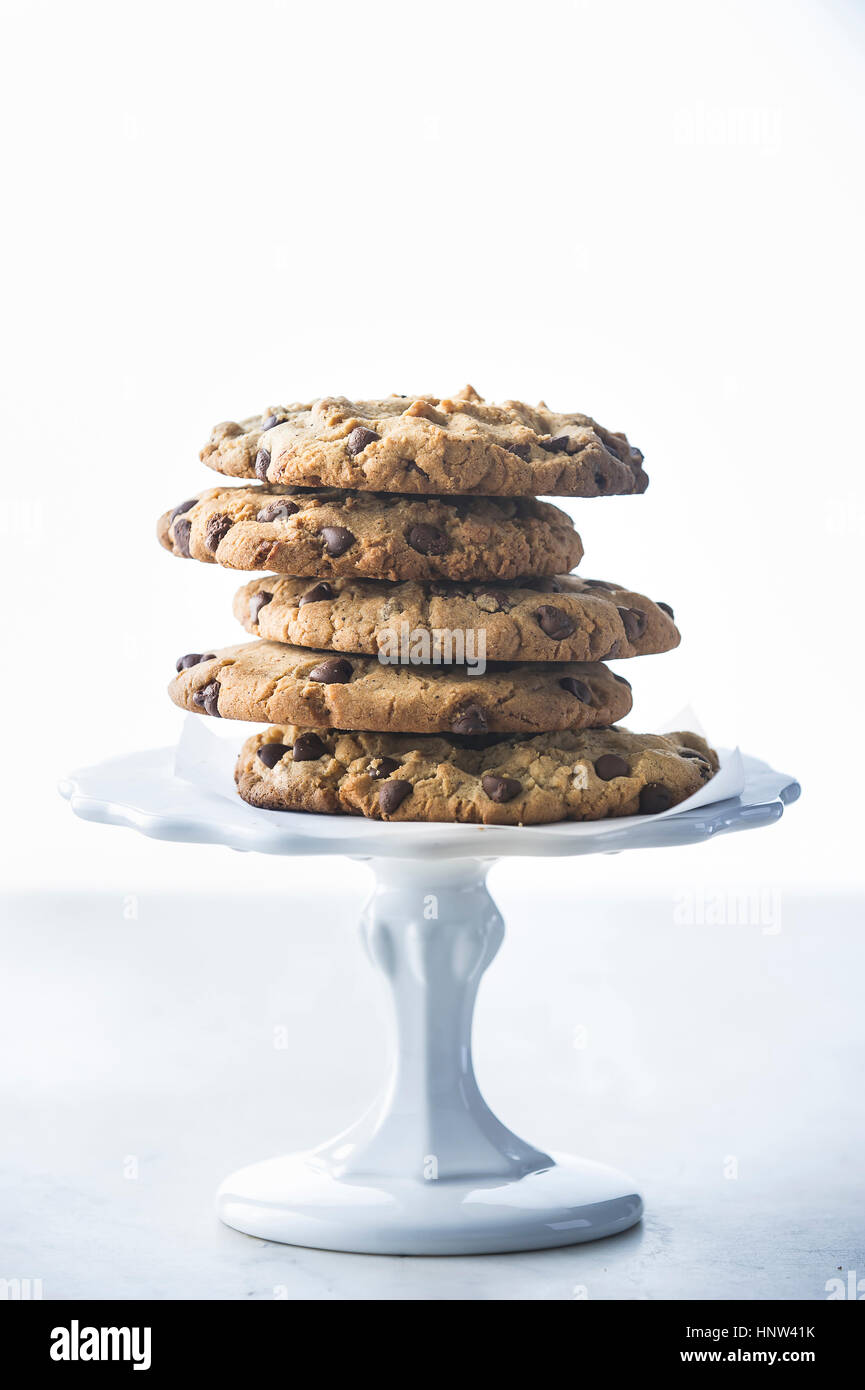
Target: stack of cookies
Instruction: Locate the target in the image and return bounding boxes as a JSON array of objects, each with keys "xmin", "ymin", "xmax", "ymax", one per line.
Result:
[{"xmin": 159, "ymin": 386, "xmax": 717, "ymax": 824}]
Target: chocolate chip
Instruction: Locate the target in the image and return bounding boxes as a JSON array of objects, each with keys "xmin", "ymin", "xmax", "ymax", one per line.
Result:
[
  {"xmin": 192, "ymin": 680, "xmax": 221, "ymax": 717},
  {"xmin": 540, "ymin": 434, "xmax": 570, "ymax": 453},
  {"xmin": 173, "ymin": 517, "xmax": 192, "ymax": 557},
  {"xmin": 379, "ymin": 780, "xmax": 412, "ymax": 815},
  {"xmin": 257, "ymin": 742, "xmax": 290, "ymax": 768},
  {"xmin": 594, "ymin": 753, "xmax": 629, "ymax": 781},
  {"xmin": 175, "ymin": 652, "xmax": 215, "ymax": 672},
  {"xmin": 367, "ymin": 756, "xmax": 400, "ymax": 780},
  {"xmin": 657, "ymin": 601, "xmax": 675, "ymax": 619},
  {"xmin": 308, "ymin": 656, "xmax": 353, "ymax": 684},
  {"xmin": 474, "ymin": 588, "xmax": 511, "ymax": 613},
  {"xmin": 639, "ymin": 783, "xmax": 673, "ymax": 814},
  {"xmin": 451, "ymin": 706, "xmax": 488, "ymax": 735},
  {"xmin": 604, "ymin": 435, "xmax": 623, "ymax": 459},
  {"xmin": 298, "ymin": 581, "xmax": 335, "ymax": 606},
  {"xmin": 169, "ymin": 498, "xmax": 197, "ymax": 523},
  {"xmin": 618, "ymin": 607, "xmax": 648, "ymax": 641},
  {"xmin": 535, "ymin": 605, "xmax": 576, "ymax": 640},
  {"xmin": 559, "ymin": 676, "xmax": 592, "ymax": 702},
  {"xmin": 255, "ymin": 448, "xmax": 270, "ymax": 481},
  {"xmin": 292, "ymin": 732, "xmax": 327, "ymax": 761},
  {"xmin": 612, "ymin": 672, "xmax": 631, "ymax": 687},
  {"xmin": 680, "ymin": 748, "xmax": 707, "ymax": 760},
  {"xmin": 481, "ymin": 774, "xmax": 522, "ymax": 803},
  {"xmin": 257, "ymin": 499, "xmax": 299, "ymax": 523},
  {"xmin": 503, "ymin": 441, "xmax": 531, "ymax": 460},
  {"xmin": 408, "ymin": 523, "xmax": 448, "ymax": 555},
  {"xmin": 321, "ymin": 526, "xmax": 356, "ymax": 557},
  {"xmin": 594, "ymin": 470, "xmax": 606, "ymax": 488},
  {"xmin": 205, "ymin": 513, "xmax": 233, "ymax": 553},
  {"xmin": 248, "ymin": 590, "xmax": 273, "ymax": 623},
  {"xmin": 346, "ymin": 426, "xmax": 380, "ymax": 455},
  {"xmin": 451, "ymin": 732, "xmax": 503, "ymax": 751},
  {"xmin": 261, "ymin": 414, "xmax": 283, "ymax": 431}
]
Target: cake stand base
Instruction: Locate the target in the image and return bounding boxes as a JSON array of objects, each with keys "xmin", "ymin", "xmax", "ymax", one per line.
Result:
[{"xmin": 217, "ymin": 1153, "xmax": 642, "ymax": 1256}]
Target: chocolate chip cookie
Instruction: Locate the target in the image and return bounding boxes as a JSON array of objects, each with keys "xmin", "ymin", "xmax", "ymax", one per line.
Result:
[
  {"xmin": 158, "ymin": 485, "xmax": 583, "ymax": 582},
  {"xmin": 168, "ymin": 642, "xmax": 632, "ymax": 734},
  {"xmin": 200, "ymin": 385, "xmax": 648, "ymax": 497},
  {"xmin": 235, "ymin": 725, "xmax": 717, "ymax": 824},
  {"xmin": 234, "ymin": 574, "xmax": 680, "ymax": 663}
]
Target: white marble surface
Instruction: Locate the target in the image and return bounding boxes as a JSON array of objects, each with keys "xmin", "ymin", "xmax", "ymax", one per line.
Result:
[{"xmin": 1, "ymin": 878, "xmax": 862, "ymax": 1300}]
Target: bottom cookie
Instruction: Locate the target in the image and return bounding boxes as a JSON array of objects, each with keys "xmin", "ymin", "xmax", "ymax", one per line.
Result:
[{"xmin": 235, "ymin": 725, "xmax": 718, "ymax": 825}]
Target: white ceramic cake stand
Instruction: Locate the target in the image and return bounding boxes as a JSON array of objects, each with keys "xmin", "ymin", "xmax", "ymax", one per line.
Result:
[{"xmin": 60, "ymin": 748, "xmax": 798, "ymax": 1256}]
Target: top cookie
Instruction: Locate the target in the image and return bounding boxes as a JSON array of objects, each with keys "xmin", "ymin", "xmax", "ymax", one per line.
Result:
[{"xmin": 201, "ymin": 385, "xmax": 648, "ymax": 498}]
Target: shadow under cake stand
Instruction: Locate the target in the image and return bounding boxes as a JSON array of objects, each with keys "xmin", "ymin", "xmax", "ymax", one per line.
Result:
[{"xmin": 60, "ymin": 748, "xmax": 799, "ymax": 1256}]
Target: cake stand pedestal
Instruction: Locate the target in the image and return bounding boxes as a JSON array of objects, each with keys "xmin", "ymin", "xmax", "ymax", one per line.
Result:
[{"xmin": 60, "ymin": 749, "xmax": 798, "ymax": 1255}]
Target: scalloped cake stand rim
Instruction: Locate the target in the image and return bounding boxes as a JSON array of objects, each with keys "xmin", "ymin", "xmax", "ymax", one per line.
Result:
[{"xmin": 59, "ymin": 746, "xmax": 799, "ymax": 861}]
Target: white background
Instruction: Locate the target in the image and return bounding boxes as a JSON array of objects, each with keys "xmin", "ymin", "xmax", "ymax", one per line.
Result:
[{"xmin": 1, "ymin": 0, "xmax": 862, "ymax": 899}]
